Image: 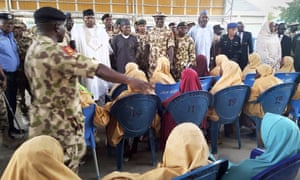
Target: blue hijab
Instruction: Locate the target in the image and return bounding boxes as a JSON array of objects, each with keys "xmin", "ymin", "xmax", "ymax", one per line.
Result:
[{"xmin": 222, "ymin": 113, "xmax": 300, "ymax": 180}]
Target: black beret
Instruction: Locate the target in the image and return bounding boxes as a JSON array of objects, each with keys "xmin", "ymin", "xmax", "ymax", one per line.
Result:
[
  {"xmin": 34, "ymin": 7, "xmax": 66, "ymax": 24},
  {"xmin": 0, "ymin": 13, "xmax": 14, "ymax": 20},
  {"xmin": 177, "ymin": 22, "xmax": 186, "ymax": 27},
  {"xmin": 83, "ymin": 9, "xmax": 94, "ymax": 17},
  {"xmin": 136, "ymin": 19, "xmax": 146, "ymax": 25},
  {"xmin": 115, "ymin": 18, "xmax": 123, "ymax": 25},
  {"xmin": 101, "ymin": 13, "xmax": 112, "ymax": 21}
]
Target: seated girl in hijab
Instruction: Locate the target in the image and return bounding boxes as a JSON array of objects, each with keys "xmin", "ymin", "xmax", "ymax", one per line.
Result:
[
  {"xmin": 277, "ymin": 56, "xmax": 295, "ymax": 73},
  {"xmin": 222, "ymin": 113, "xmax": 300, "ymax": 180},
  {"xmin": 102, "ymin": 122, "xmax": 211, "ymax": 180},
  {"xmin": 210, "ymin": 55, "xmax": 229, "ymax": 76},
  {"xmin": 242, "ymin": 53, "xmax": 262, "ymax": 80},
  {"xmin": 191, "ymin": 54, "xmax": 210, "ymax": 77},
  {"xmin": 208, "ymin": 60, "xmax": 243, "ymax": 121},
  {"xmin": 79, "ymin": 84, "xmax": 110, "ymax": 127},
  {"xmin": 103, "ymin": 63, "xmax": 160, "ymax": 147},
  {"xmin": 150, "ymin": 56, "xmax": 176, "ymax": 84},
  {"xmin": 160, "ymin": 68, "xmax": 202, "ymax": 150},
  {"xmin": 1, "ymin": 135, "xmax": 81, "ymax": 180},
  {"xmin": 243, "ymin": 64, "xmax": 282, "ymax": 118}
]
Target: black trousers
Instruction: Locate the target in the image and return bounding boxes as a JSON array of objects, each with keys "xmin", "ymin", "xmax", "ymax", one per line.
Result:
[{"xmin": 4, "ymin": 71, "xmax": 18, "ymax": 132}]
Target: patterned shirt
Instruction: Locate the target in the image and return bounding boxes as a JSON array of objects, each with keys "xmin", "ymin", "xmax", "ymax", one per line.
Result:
[
  {"xmin": 146, "ymin": 26, "xmax": 175, "ymax": 75},
  {"xmin": 174, "ymin": 35, "xmax": 196, "ymax": 80},
  {"xmin": 25, "ymin": 35, "xmax": 99, "ymax": 147}
]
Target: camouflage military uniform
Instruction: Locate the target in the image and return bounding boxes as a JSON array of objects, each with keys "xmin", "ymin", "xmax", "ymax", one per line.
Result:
[
  {"xmin": 25, "ymin": 35, "xmax": 99, "ymax": 172},
  {"xmin": 174, "ymin": 35, "xmax": 196, "ymax": 80},
  {"xmin": 136, "ymin": 33, "xmax": 149, "ymax": 76},
  {"xmin": 146, "ymin": 26, "xmax": 175, "ymax": 76},
  {"xmin": 0, "ymin": 89, "xmax": 7, "ymax": 131},
  {"xmin": 16, "ymin": 34, "xmax": 32, "ymax": 114}
]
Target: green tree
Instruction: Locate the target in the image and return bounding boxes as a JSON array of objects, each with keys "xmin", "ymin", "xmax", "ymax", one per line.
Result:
[{"xmin": 278, "ymin": 0, "xmax": 300, "ymax": 23}]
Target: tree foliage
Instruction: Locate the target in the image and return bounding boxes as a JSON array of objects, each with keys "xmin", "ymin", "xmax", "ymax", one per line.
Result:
[{"xmin": 279, "ymin": 0, "xmax": 300, "ymax": 23}]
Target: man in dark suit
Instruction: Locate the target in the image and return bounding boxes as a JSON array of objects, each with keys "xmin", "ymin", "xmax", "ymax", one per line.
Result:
[
  {"xmin": 237, "ymin": 21, "xmax": 253, "ymax": 70},
  {"xmin": 278, "ymin": 23, "xmax": 292, "ymax": 58}
]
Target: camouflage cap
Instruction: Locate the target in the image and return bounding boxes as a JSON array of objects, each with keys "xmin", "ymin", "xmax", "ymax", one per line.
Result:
[
  {"xmin": 13, "ymin": 19, "xmax": 26, "ymax": 28},
  {"xmin": 153, "ymin": 12, "xmax": 167, "ymax": 17},
  {"xmin": 136, "ymin": 19, "xmax": 146, "ymax": 25}
]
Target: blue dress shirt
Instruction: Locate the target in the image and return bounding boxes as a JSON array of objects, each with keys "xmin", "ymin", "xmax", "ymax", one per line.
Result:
[{"xmin": 0, "ymin": 29, "xmax": 20, "ymax": 72}]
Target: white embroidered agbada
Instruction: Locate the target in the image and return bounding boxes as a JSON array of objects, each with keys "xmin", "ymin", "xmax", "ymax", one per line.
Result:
[
  {"xmin": 188, "ymin": 24, "xmax": 214, "ymax": 69},
  {"xmin": 71, "ymin": 24, "xmax": 113, "ymax": 101},
  {"xmin": 255, "ymin": 22, "xmax": 281, "ymax": 70}
]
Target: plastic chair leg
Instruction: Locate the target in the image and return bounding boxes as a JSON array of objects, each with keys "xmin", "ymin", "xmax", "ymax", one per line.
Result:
[
  {"xmin": 235, "ymin": 119, "xmax": 241, "ymax": 149},
  {"xmin": 210, "ymin": 121, "xmax": 220, "ymax": 154},
  {"xmin": 148, "ymin": 129, "xmax": 156, "ymax": 166},
  {"xmin": 92, "ymin": 148, "xmax": 100, "ymax": 179},
  {"xmin": 253, "ymin": 118, "xmax": 262, "ymax": 148},
  {"xmin": 116, "ymin": 138, "xmax": 125, "ymax": 171}
]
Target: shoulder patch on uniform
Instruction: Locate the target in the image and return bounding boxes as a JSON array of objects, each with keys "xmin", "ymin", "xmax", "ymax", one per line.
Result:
[{"xmin": 61, "ymin": 46, "xmax": 75, "ymax": 56}]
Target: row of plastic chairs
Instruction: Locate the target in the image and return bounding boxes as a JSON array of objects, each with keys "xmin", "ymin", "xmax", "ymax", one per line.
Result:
[
  {"xmin": 244, "ymin": 72, "xmax": 300, "ymax": 87},
  {"xmin": 82, "ymin": 86, "xmax": 298, "ymax": 178},
  {"xmin": 155, "ymin": 76, "xmax": 219, "ymax": 102}
]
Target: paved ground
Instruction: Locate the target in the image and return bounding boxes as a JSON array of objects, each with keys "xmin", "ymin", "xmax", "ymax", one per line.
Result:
[
  {"xmin": 0, "ymin": 119, "xmax": 258, "ymax": 180},
  {"xmin": 0, "ymin": 107, "xmax": 299, "ymax": 179}
]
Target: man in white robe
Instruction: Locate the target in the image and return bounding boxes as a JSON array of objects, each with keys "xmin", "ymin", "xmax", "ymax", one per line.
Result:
[
  {"xmin": 71, "ymin": 9, "xmax": 113, "ymax": 105},
  {"xmin": 188, "ymin": 10, "xmax": 214, "ymax": 70}
]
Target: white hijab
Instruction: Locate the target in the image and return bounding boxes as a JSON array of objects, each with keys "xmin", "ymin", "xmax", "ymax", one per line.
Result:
[{"xmin": 255, "ymin": 21, "xmax": 281, "ymax": 71}]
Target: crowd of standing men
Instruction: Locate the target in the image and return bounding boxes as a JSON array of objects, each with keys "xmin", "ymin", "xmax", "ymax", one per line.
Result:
[{"xmin": 0, "ymin": 6, "xmax": 300, "ymax": 174}]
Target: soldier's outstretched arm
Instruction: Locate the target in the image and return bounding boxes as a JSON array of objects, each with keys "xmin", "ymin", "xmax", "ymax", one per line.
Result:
[{"xmin": 95, "ymin": 63, "xmax": 153, "ymax": 91}]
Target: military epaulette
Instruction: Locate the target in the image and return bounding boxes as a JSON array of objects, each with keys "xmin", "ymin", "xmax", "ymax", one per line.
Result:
[{"xmin": 62, "ymin": 45, "xmax": 75, "ymax": 56}]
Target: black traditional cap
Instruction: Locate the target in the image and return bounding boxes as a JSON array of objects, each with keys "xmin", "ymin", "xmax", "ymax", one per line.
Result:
[
  {"xmin": 213, "ymin": 24, "xmax": 224, "ymax": 31},
  {"xmin": 101, "ymin": 13, "xmax": 112, "ymax": 21},
  {"xmin": 153, "ymin": 12, "xmax": 167, "ymax": 17},
  {"xmin": 34, "ymin": 7, "xmax": 66, "ymax": 24},
  {"xmin": 136, "ymin": 19, "xmax": 146, "ymax": 25},
  {"xmin": 168, "ymin": 22, "xmax": 176, "ymax": 27},
  {"xmin": 120, "ymin": 18, "xmax": 130, "ymax": 26},
  {"xmin": 177, "ymin": 22, "xmax": 186, "ymax": 27},
  {"xmin": 278, "ymin": 23, "xmax": 287, "ymax": 30},
  {"xmin": 0, "ymin": 13, "xmax": 14, "ymax": 20},
  {"xmin": 83, "ymin": 9, "xmax": 94, "ymax": 17}
]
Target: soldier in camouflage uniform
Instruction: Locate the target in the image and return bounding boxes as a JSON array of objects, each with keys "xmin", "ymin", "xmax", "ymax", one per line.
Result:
[
  {"xmin": 135, "ymin": 19, "xmax": 150, "ymax": 78},
  {"xmin": 174, "ymin": 22, "xmax": 196, "ymax": 80},
  {"xmin": 13, "ymin": 19, "xmax": 32, "ymax": 115},
  {"xmin": 146, "ymin": 12, "xmax": 175, "ymax": 77},
  {"xmin": 0, "ymin": 66, "xmax": 7, "ymax": 133},
  {"xmin": 25, "ymin": 7, "xmax": 151, "ymax": 173}
]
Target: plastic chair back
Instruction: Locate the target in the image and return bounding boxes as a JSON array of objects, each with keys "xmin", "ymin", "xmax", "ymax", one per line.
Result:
[
  {"xmin": 83, "ymin": 104, "xmax": 96, "ymax": 148},
  {"xmin": 251, "ymin": 152, "xmax": 300, "ymax": 180},
  {"xmin": 214, "ymin": 85, "xmax": 250, "ymax": 123},
  {"xmin": 166, "ymin": 91, "xmax": 212, "ymax": 125},
  {"xmin": 111, "ymin": 94, "xmax": 160, "ymax": 137},
  {"xmin": 110, "ymin": 94, "xmax": 160, "ymax": 170},
  {"xmin": 289, "ymin": 98, "xmax": 300, "ymax": 124},
  {"xmin": 155, "ymin": 82, "xmax": 180, "ymax": 101},
  {"xmin": 244, "ymin": 73, "xmax": 256, "ymax": 87},
  {"xmin": 111, "ymin": 84, "xmax": 128, "ymax": 100},
  {"xmin": 274, "ymin": 72, "xmax": 300, "ymax": 83},
  {"xmin": 258, "ymin": 83, "xmax": 295, "ymax": 114},
  {"xmin": 199, "ymin": 76, "xmax": 215, "ymax": 91},
  {"xmin": 172, "ymin": 159, "xmax": 229, "ymax": 180}
]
